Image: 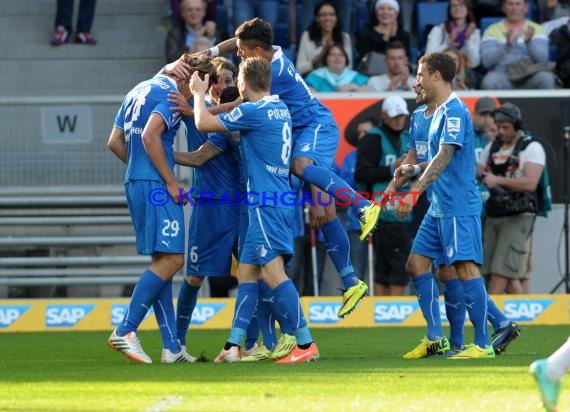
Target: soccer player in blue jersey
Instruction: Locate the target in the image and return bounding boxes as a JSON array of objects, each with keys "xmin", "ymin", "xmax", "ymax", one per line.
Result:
[
  {"xmin": 189, "ymin": 57, "xmax": 319, "ymax": 363},
  {"xmin": 106, "ymin": 53, "xmax": 216, "ymax": 364},
  {"xmin": 388, "ymin": 81, "xmax": 520, "ymax": 357},
  {"xmin": 393, "ymin": 52, "xmax": 494, "ymax": 359},
  {"xmin": 169, "ymin": 67, "xmax": 276, "ymax": 360},
  {"xmin": 187, "ymin": 17, "xmax": 374, "ymax": 318}
]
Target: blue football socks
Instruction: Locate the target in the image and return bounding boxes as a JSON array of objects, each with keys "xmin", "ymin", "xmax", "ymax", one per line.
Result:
[
  {"xmin": 487, "ymin": 295, "xmax": 510, "ymax": 332},
  {"xmin": 413, "ymin": 273, "xmax": 444, "ymax": 341},
  {"xmin": 443, "ymin": 278, "xmax": 466, "ymax": 349},
  {"xmin": 463, "ymin": 277, "xmax": 491, "ymax": 348},
  {"xmin": 117, "ymin": 269, "xmax": 165, "ymax": 336},
  {"xmin": 228, "ymin": 282, "xmax": 258, "ymax": 346},
  {"xmin": 176, "ymin": 280, "xmax": 200, "ymax": 346},
  {"xmin": 153, "ymin": 279, "xmax": 181, "ymax": 353},
  {"xmin": 301, "ymin": 164, "xmax": 370, "ymax": 208},
  {"xmin": 321, "ymin": 218, "xmax": 359, "ymax": 289}
]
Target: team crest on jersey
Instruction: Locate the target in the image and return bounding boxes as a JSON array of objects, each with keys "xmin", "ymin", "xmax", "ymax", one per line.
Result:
[
  {"xmin": 226, "ymin": 107, "xmax": 243, "ymax": 122},
  {"xmin": 299, "ymin": 143, "xmax": 311, "ymax": 152},
  {"xmin": 446, "ymin": 117, "xmax": 461, "ymax": 133},
  {"xmin": 257, "ymin": 244, "xmax": 268, "ymax": 258}
]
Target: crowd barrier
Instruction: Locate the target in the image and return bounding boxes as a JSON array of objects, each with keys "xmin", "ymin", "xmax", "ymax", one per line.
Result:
[{"xmin": 1, "ymin": 294, "xmax": 568, "ymax": 332}]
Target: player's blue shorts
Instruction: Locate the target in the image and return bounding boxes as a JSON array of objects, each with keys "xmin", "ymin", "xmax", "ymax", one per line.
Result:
[
  {"xmin": 412, "ymin": 214, "xmax": 483, "ymax": 266},
  {"xmin": 292, "ymin": 120, "xmax": 339, "ymax": 168},
  {"xmin": 186, "ymin": 199, "xmax": 239, "ymax": 276},
  {"xmin": 240, "ymin": 206, "xmax": 293, "ymax": 266},
  {"xmin": 125, "ymin": 180, "xmax": 185, "ymax": 256}
]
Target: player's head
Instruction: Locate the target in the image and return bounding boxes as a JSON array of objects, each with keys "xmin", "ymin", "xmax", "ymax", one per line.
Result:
[
  {"xmin": 237, "ymin": 57, "xmax": 271, "ymax": 101},
  {"xmin": 416, "ymin": 52, "xmax": 456, "ymax": 101},
  {"xmin": 210, "ymin": 57, "xmax": 237, "ymax": 104},
  {"xmin": 493, "ymin": 102, "xmax": 523, "ymax": 142},
  {"xmin": 235, "ymin": 18, "xmax": 274, "ymax": 60},
  {"xmin": 180, "ymin": 53, "xmax": 218, "ymax": 83},
  {"xmin": 219, "ymin": 86, "xmax": 240, "ymax": 104}
]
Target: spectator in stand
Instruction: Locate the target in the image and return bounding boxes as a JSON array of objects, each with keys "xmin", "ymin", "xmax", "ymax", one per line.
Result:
[
  {"xmin": 50, "ymin": 0, "xmax": 97, "ymax": 45},
  {"xmin": 169, "ymin": 0, "xmax": 216, "ymax": 27},
  {"xmin": 367, "ymin": 41, "xmax": 414, "ymax": 92},
  {"xmin": 190, "ymin": 35, "xmax": 214, "ymax": 53},
  {"xmin": 165, "ymin": 0, "xmax": 226, "ymax": 63},
  {"xmin": 356, "ymin": 0, "xmax": 411, "ymax": 61},
  {"xmin": 538, "ymin": 0, "xmax": 569, "ymax": 22},
  {"xmin": 550, "ymin": 16, "xmax": 570, "ymax": 88},
  {"xmin": 233, "ymin": 0, "xmax": 279, "ymax": 30},
  {"xmin": 425, "ymin": 0, "xmax": 481, "ymax": 69},
  {"xmin": 305, "ymin": 43, "xmax": 369, "ymax": 92},
  {"xmin": 444, "ymin": 47, "xmax": 474, "ymax": 90},
  {"xmin": 480, "ymin": 0, "xmax": 557, "ymax": 89},
  {"xmin": 295, "ymin": 1, "xmax": 355, "ymax": 37},
  {"xmin": 296, "ymin": 2, "xmax": 353, "ymax": 76}
]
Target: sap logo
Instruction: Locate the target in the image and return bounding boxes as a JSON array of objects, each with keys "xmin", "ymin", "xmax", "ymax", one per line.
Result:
[
  {"xmin": 190, "ymin": 303, "xmax": 225, "ymax": 325},
  {"xmin": 308, "ymin": 302, "xmax": 342, "ymax": 324},
  {"xmin": 504, "ymin": 299, "xmax": 553, "ymax": 322},
  {"xmin": 374, "ymin": 302, "xmax": 419, "ymax": 324},
  {"xmin": 46, "ymin": 304, "xmax": 95, "ymax": 327},
  {"xmin": 111, "ymin": 304, "xmax": 154, "ymax": 327},
  {"xmin": 0, "ymin": 305, "xmax": 31, "ymax": 328}
]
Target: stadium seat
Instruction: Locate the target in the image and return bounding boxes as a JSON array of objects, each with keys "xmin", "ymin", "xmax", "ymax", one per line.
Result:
[
  {"xmin": 480, "ymin": 16, "xmax": 502, "ymax": 35},
  {"xmin": 415, "ymin": 2, "xmax": 449, "ymax": 51},
  {"xmin": 216, "ymin": 4, "xmax": 229, "ymax": 33}
]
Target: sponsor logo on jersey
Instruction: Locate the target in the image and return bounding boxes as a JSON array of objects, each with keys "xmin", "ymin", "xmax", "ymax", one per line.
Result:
[
  {"xmin": 46, "ymin": 304, "xmax": 95, "ymax": 327},
  {"xmin": 447, "ymin": 117, "xmax": 461, "ymax": 134},
  {"xmin": 0, "ymin": 305, "xmax": 31, "ymax": 328},
  {"xmin": 374, "ymin": 301, "xmax": 419, "ymax": 323},
  {"xmin": 226, "ymin": 107, "xmax": 243, "ymax": 122},
  {"xmin": 504, "ymin": 299, "xmax": 554, "ymax": 322},
  {"xmin": 308, "ymin": 302, "xmax": 342, "ymax": 324}
]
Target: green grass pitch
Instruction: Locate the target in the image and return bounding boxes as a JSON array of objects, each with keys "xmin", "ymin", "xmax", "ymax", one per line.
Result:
[{"xmin": 0, "ymin": 326, "xmax": 567, "ymax": 411}]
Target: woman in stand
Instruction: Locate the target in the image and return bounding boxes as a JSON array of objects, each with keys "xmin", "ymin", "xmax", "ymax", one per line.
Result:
[{"xmin": 296, "ymin": 1, "xmax": 353, "ymax": 76}]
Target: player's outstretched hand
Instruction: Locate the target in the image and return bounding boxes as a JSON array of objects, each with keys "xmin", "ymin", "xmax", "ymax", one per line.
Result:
[{"xmin": 165, "ymin": 58, "xmax": 191, "ymax": 80}]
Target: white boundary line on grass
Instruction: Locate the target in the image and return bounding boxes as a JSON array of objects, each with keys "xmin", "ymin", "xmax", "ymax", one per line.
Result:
[{"xmin": 141, "ymin": 396, "xmax": 185, "ymax": 412}]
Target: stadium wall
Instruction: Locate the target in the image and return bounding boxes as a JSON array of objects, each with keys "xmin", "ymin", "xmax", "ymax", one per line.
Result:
[{"xmin": 1, "ymin": 295, "xmax": 568, "ymax": 332}]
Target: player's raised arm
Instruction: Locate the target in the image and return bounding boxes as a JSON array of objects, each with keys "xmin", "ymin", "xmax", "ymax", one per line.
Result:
[{"xmin": 190, "ymin": 72, "xmax": 226, "ymax": 133}]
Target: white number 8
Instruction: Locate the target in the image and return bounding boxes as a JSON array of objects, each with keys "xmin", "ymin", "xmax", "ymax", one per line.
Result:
[{"xmin": 281, "ymin": 122, "xmax": 292, "ymax": 165}]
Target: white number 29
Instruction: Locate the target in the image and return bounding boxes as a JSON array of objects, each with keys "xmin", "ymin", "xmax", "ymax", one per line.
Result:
[{"xmin": 161, "ymin": 219, "xmax": 180, "ymax": 237}]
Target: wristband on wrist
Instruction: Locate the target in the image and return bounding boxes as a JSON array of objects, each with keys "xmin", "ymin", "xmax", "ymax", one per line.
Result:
[
  {"xmin": 209, "ymin": 46, "xmax": 220, "ymax": 56},
  {"xmin": 412, "ymin": 164, "xmax": 421, "ymax": 177}
]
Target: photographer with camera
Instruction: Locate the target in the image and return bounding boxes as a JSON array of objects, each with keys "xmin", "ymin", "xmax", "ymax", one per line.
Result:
[{"xmin": 476, "ymin": 102, "xmax": 546, "ymax": 295}]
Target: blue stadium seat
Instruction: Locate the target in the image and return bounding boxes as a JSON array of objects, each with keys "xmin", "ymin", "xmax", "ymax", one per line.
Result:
[
  {"xmin": 480, "ymin": 16, "xmax": 502, "ymax": 35},
  {"xmin": 415, "ymin": 2, "xmax": 449, "ymax": 50},
  {"xmin": 274, "ymin": 4, "xmax": 291, "ymax": 49},
  {"xmin": 216, "ymin": 4, "xmax": 229, "ymax": 34},
  {"xmin": 354, "ymin": 2, "xmax": 370, "ymax": 37}
]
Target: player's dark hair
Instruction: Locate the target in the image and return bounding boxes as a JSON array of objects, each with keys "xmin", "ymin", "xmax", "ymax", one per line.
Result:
[
  {"xmin": 235, "ymin": 18, "xmax": 274, "ymax": 52},
  {"xmin": 219, "ymin": 86, "xmax": 240, "ymax": 104},
  {"xmin": 418, "ymin": 52, "xmax": 456, "ymax": 83},
  {"xmin": 239, "ymin": 57, "xmax": 271, "ymax": 92},
  {"xmin": 180, "ymin": 53, "xmax": 219, "ymax": 86}
]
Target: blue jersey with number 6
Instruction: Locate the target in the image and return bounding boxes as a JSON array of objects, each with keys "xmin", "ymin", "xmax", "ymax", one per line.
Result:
[{"xmin": 217, "ymin": 95, "xmax": 292, "ymax": 209}]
